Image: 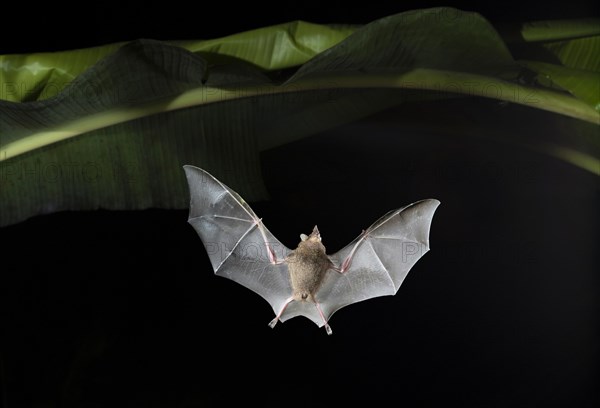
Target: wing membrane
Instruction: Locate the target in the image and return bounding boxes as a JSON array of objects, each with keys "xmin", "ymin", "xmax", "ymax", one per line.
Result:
[
  {"xmin": 184, "ymin": 165, "xmax": 292, "ymax": 314},
  {"xmin": 320, "ymin": 199, "xmax": 440, "ymax": 320}
]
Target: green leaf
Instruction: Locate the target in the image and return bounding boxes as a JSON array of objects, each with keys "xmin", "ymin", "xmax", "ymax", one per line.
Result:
[
  {"xmin": 518, "ymin": 18, "xmax": 600, "ymax": 42},
  {"xmin": 521, "ymin": 61, "xmax": 600, "ymax": 110},
  {"xmin": 507, "ymin": 18, "xmax": 600, "ymax": 111},
  {"xmin": 0, "ymin": 21, "xmax": 356, "ymax": 103},
  {"xmin": 500, "ymin": 19, "xmax": 600, "ymax": 70},
  {"xmin": 542, "ymin": 36, "xmax": 600, "ymax": 72},
  {"xmin": 0, "ymin": 8, "xmax": 598, "ymax": 227},
  {"xmin": 173, "ymin": 21, "xmax": 357, "ymax": 70}
]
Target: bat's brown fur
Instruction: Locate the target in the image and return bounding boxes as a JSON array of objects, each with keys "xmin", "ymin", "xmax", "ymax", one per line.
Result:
[{"xmin": 286, "ymin": 226, "xmax": 332, "ymax": 303}]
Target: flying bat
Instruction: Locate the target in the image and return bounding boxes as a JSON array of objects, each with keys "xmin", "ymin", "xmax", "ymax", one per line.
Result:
[{"xmin": 184, "ymin": 165, "xmax": 440, "ymax": 335}]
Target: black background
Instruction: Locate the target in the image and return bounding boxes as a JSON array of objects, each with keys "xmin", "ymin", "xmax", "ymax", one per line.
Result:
[
  {"xmin": 1, "ymin": 1, "xmax": 599, "ymax": 407},
  {"xmin": 0, "ymin": 1, "xmax": 598, "ymax": 53}
]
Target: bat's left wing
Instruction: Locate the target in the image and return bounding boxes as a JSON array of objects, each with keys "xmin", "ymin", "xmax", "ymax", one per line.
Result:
[
  {"xmin": 183, "ymin": 165, "xmax": 293, "ymax": 319},
  {"xmin": 317, "ymin": 199, "xmax": 440, "ymax": 324}
]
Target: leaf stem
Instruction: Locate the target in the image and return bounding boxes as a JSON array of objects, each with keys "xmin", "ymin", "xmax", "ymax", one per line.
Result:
[{"xmin": 1, "ymin": 68, "xmax": 598, "ymax": 162}]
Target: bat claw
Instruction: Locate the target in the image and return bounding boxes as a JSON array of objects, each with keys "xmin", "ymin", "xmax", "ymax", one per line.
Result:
[
  {"xmin": 268, "ymin": 318, "xmax": 278, "ymax": 329},
  {"xmin": 324, "ymin": 324, "xmax": 333, "ymax": 335}
]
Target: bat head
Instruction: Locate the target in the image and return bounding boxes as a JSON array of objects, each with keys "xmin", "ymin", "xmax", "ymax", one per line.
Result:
[{"xmin": 300, "ymin": 225, "xmax": 322, "ymax": 243}]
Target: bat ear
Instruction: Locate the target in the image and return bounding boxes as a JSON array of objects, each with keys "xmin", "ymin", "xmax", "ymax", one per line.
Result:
[
  {"xmin": 300, "ymin": 234, "xmax": 309, "ymax": 241},
  {"xmin": 311, "ymin": 225, "xmax": 322, "ymax": 241}
]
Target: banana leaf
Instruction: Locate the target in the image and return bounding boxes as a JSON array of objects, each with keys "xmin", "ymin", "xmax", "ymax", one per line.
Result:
[
  {"xmin": 0, "ymin": 8, "xmax": 598, "ymax": 227},
  {"xmin": 506, "ymin": 18, "xmax": 600, "ymax": 111}
]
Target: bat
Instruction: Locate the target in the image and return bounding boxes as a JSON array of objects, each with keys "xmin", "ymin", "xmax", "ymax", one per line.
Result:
[{"xmin": 184, "ymin": 165, "xmax": 440, "ymax": 335}]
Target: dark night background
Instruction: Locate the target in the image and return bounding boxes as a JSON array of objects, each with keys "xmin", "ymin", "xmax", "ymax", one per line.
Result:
[{"xmin": 1, "ymin": 1, "xmax": 599, "ymax": 407}]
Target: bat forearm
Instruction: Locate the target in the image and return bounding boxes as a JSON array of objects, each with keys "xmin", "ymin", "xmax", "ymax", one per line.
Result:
[
  {"xmin": 331, "ymin": 257, "xmax": 351, "ymax": 274},
  {"xmin": 332, "ymin": 230, "xmax": 369, "ymax": 273},
  {"xmin": 267, "ymin": 245, "xmax": 285, "ymax": 264}
]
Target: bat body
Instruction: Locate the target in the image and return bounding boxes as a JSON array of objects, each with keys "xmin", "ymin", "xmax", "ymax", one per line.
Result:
[
  {"xmin": 287, "ymin": 227, "xmax": 331, "ymax": 304},
  {"xmin": 184, "ymin": 165, "xmax": 440, "ymax": 335}
]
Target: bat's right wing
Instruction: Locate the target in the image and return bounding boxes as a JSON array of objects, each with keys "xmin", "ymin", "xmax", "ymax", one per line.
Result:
[
  {"xmin": 183, "ymin": 166, "xmax": 293, "ymax": 317},
  {"xmin": 319, "ymin": 199, "xmax": 440, "ymax": 322}
]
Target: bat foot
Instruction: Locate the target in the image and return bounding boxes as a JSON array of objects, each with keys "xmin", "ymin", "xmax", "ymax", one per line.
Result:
[
  {"xmin": 268, "ymin": 318, "xmax": 278, "ymax": 329},
  {"xmin": 324, "ymin": 324, "xmax": 333, "ymax": 335}
]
